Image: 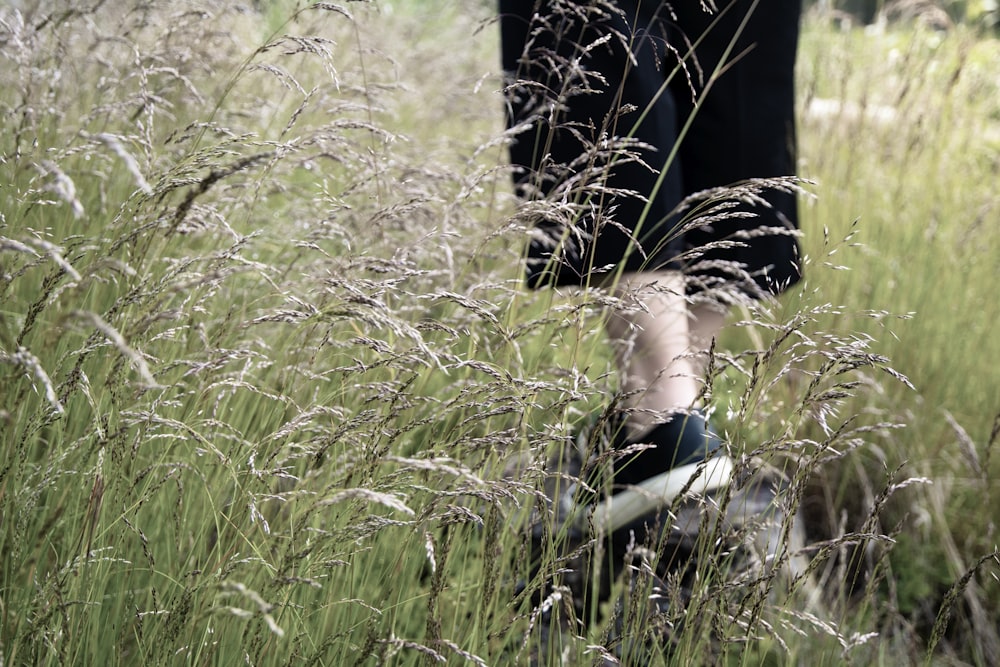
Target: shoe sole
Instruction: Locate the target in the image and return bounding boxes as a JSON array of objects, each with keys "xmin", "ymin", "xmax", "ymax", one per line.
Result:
[{"xmin": 580, "ymin": 455, "xmax": 735, "ymax": 534}]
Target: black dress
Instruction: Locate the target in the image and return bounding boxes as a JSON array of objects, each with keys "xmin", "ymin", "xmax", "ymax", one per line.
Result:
[{"xmin": 499, "ymin": 0, "xmax": 802, "ymax": 296}]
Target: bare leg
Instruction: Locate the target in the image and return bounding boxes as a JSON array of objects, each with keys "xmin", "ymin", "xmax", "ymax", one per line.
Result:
[
  {"xmin": 603, "ymin": 271, "xmax": 729, "ymax": 481},
  {"xmin": 687, "ymin": 299, "xmax": 728, "ymax": 379},
  {"xmin": 604, "ymin": 271, "xmax": 700, "ymax": 438}
]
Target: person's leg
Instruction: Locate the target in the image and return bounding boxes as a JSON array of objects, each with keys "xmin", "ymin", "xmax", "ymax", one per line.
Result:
[
  {"xmin": 606, "ymin": 278, "xmax": 729, "ymax": 433},
  {"xmin": 599, "ymin": 0, "xmax": 802, "ymax": 488},
  {"xmin": 603, "ymin": 270, "xmax": 726, "ymax": 489},
  {"xmin": 605, "ymin": 271, "xmax": 699, "ymax": 439},
  {"xmin": 687, "ymin": 299, "xmax": 728, "ymax": 374}
]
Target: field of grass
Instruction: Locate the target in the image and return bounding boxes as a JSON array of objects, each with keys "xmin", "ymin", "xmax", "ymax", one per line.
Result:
[{"xmin": 2, "ymin": 1, "xmax": 998, "ymax": 665}]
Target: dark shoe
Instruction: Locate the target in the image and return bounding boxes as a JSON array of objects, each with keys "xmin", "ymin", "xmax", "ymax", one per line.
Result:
[
  {"xmin": 519, "ymin": 412, "xmax": 736, "ymax": 657},
  {"xmin": 520, "ymin": 411, "xmax": 806, "ymax": 661},
  {"xmin": 610, "ymin": 410, "xmax": 723, "ymax": 489},
  {"xmin": 606, "ymin": 463, "xmax": 807, "ymax": 661}
]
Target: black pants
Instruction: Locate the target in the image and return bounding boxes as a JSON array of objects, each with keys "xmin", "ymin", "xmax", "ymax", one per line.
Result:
[{"xmin": 500, "ymin": 0, "xmax": 802, "ymax": 295}]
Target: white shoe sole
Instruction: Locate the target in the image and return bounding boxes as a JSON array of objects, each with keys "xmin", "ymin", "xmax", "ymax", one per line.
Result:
[{"xmin": 580, "ymin": 455, "xmax": 735, "ymax": 534}]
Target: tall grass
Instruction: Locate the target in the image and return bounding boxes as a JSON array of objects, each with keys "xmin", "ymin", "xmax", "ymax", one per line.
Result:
[
  {"xmin": 790, "ymin": 15, "xmax": 1000, "ymax": 663},
  {"xmin": 1, "ymin": 1, "xmax": 997, "ymax": 665}
]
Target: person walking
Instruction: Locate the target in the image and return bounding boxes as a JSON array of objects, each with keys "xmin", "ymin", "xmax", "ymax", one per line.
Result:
[{"xmin": 500, "ymin": 0, "xmax": 804, "ymax": 653}]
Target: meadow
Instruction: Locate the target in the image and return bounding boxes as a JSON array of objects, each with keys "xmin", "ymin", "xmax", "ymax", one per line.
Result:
[{"xmin": 1, "ymin": 1, "xmax": 998, "ymax": 665}]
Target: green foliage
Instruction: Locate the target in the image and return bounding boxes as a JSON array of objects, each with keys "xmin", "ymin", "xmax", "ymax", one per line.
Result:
[{"xmin": 812, "ymin": 0, "xmax": 1000, "ymax": 31}]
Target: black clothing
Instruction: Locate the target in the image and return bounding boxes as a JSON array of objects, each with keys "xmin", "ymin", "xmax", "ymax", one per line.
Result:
[{"xmin": 500, "ymin": 0, "xmax": 802, "ymax": 294}]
